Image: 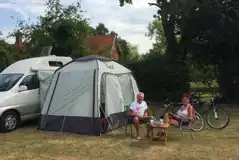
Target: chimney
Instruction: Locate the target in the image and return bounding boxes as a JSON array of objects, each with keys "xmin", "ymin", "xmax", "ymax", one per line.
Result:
[{"xmin": 15, "ymin": 33, "xmax": 23, "ymax": 48}]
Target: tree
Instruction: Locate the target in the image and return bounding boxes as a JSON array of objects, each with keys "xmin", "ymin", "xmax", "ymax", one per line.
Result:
[
  {"xmin": 181, "ymin": 1, "xmax": 239, "ymax": 102},
  {"xmin": 188, "ymin": 64, "xmax": 217, "ymax": 89},
  {"xmin": 15, "ymin": 0, "xmax": 92, "ymax": 58},
  {"xmin": 120, "ymin": 0, "xmax": 239, "ymax": 103},
  {"xmin": 146, "ymin": 18, "xmax": 166, "ymax": 55},
  {"xmin": 109, "ymin": 31, "xmax": 118, "ymax": 36},
  {"xmin": 128, "ymin": 44, "xmax": 140, "ymax": 61},
  {"xmin": 95, "ymin": 23, "xmax": 109, "ymax": 36},
  {"xmin": 0, "ymin": 40, "xmax": 16, "ymax": 71},
  {"xmin": 120, "ymin": 0, "xmax": 201, "ymax": 57},
  {"xmin": 118, "ymin": 38, "xmax": 140, "ymax": 63},
  {"xmin": 119, "ymin": 0, "xmax": 132, "ymax": 6}
]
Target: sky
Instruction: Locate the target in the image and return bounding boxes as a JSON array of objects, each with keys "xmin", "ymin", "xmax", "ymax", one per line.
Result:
[{"xmin": 0, "ymin": 0, "xmax": 158, "ymax": 54}]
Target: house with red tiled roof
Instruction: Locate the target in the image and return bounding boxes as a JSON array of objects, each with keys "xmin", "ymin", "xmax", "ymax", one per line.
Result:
[{"xmin": 86, "ymin": 35, "xmax": 121, "ymax": 62}]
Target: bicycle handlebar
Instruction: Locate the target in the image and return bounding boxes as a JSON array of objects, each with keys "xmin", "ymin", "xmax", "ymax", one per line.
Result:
[
  {"xmin": 163, "ymin": 99, "xmax": 182, "ymax": 106},
  {"xmin": 164, "ymin": 93, "xmax": 221, "ymax": 106},
  {"xmin": 211, "ymin": 93, "xmax": 221, "ymax": 102}
]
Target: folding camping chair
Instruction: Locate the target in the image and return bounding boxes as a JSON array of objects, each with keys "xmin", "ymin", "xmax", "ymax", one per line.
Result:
[
  {"xmin": 177, "ymin": 120, "xmax": 194, "ymax": 139},
  {"xmin": 124, "ymin": 105, "xmax": 149, "ymax": 137},
  {"xmin": 176, "ymin": 108, "xmax": 202, "ymax": 139},
  {"xmin": 125, "ymin": 105, "xmax": 133, "ymax": 137},
  {"xmin": 171, "ymin": 109, "xmax": 199, "ymax": 139}
]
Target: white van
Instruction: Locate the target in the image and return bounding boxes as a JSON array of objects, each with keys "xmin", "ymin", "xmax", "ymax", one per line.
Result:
[{"xmin": 0, "ymin": 55, "xmax": 72, "ymax": 132}]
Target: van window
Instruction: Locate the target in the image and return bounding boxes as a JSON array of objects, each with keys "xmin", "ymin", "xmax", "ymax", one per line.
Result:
[
  {"xmin": 19, "ymin": 75, "xmax": 39, "ymax": 90},
  {"xmin": 0, "ymin": 74, "xmax": 23, "ymax": 92},
  {"xmin": 48, "ymin": 61, "xmax": 63, "ymax": 67}
]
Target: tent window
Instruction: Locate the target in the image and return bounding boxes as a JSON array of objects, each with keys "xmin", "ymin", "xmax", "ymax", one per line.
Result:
[
  {"xmin": 48, "ymin": 61, "xmax": 63, "ymax": 67},
  {"xmin": 102, "ymin": 74, "xmax": 124, "ymax": 116},
  {"xmin": 117, "ymin": 74, "xmax": 134, "ymax": 105}
]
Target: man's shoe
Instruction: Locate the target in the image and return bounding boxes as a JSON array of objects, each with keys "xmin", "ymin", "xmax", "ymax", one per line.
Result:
[{"xmin": 136, "ymin": 136, "xmax": 143, "ymax": 140}]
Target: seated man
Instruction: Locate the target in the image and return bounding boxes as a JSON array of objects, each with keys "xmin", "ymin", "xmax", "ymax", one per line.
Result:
[{"xmin": 127, "ymin": 92, "xmax": 152, "ymax": 140}]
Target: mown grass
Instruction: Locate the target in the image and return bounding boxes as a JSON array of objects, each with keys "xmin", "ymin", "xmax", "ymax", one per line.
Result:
[
  {"xmin": 190, "ymin": 81, "xmax": 218, "ymax": 89},
  {"xmin": 0, "ymin": 105, "xmax": 238, "ymax": 160}
]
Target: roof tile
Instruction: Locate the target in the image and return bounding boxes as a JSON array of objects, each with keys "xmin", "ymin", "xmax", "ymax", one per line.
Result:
[{"xmin": 86, "ymin": 35, "xmax": 116, "ymax": 56}]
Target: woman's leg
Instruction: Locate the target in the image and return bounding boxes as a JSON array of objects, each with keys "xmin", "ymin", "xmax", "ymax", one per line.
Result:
[
  {"xmin": 170, "ymin": 119, "xmax": 180, "ymax": 127},
  {"xmin": 168, "ymin": 113, "xmax": 180, "ymax": 127},
  {"xmin": 168, "ymin": 113, "xmax": 178, "ymax": 119}
]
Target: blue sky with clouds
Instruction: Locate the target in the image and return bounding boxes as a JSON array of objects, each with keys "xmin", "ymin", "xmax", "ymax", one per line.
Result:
[{"xmin": 0, "ymin": 0, "xmax": 157, "ymax": 54}]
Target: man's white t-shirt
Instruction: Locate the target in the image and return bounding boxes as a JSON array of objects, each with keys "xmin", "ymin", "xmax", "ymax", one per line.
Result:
[{"xmin": 130, "ymin": 101, "xmax": 148, "ymax": 117}]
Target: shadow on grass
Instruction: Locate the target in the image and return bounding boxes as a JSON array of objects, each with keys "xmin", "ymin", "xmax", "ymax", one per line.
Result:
[
  {"xmin": 20, "ymin": 119, "xmax": 38, "ymax": 128},
  {"xmin": 99, "ymin": 127, "xmax": 182, "ymax": 150},
  {"xmin": 103, "ymin": 134, "xmax": 167, "ymax": 149}
]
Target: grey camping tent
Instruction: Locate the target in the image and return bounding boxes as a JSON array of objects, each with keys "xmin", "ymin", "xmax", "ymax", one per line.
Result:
[
  {"xmin": 37, "ymin": 71, "xmax": 55, "ymax": 106},
  {"xmin": 37, "ymin": 55, "xmax": 139, "ymax": 136}
]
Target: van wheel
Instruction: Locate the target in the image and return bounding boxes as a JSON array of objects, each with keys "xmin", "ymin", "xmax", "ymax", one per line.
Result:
[{"xmin": 0, "ymin": 111, "xmax": 20, "ymax": 132}]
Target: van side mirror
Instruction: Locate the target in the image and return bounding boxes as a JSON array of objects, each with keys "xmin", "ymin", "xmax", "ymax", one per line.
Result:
[{"xmin": 18, "ymin": 85, "xmax": 28, "ymax": 92}]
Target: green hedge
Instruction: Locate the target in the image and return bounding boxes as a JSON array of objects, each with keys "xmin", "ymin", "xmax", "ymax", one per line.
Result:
[
  {"xmin": 126, "ymin": 54, "xmax": 190, "ymax": 102},
  {"xmin": 217, "ymin": 63, "xmax": 239, "ymax": 104}
]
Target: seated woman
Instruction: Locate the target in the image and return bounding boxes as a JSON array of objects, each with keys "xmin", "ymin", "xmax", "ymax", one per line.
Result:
[{"xmin": 169, "ymin": 94, "xmax": 194, "ymax": 127}]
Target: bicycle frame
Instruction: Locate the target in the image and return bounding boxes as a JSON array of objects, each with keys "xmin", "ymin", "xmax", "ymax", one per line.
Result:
[
  {"xmin": 163, "ymin": 103, "xmax": 174, "ymax": 113},
  {"xmin": 200, "ymin": 102, "xmax": 212, "ymax": 115},
  {"xmin": 197, "ymin": 97, "xmax": 218, "ymax": 115}
]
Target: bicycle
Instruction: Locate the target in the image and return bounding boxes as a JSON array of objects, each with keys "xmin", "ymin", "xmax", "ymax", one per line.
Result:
[
  {"xmin": 195, "ymin": 95, "xmax": 230, "ymax": 129},
  {"xmin": 153, "ymin": 99, "xmax": 204, "ymax": 132}
]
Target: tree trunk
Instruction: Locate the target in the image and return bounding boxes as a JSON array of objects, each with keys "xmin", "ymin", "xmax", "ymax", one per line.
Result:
[{"xmin": 160, "ymin": 0, "xmax": 182, "ymax": 57}]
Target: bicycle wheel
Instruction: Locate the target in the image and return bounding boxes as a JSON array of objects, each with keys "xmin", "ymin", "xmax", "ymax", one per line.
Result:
[
  {"xmin": 206, "ymin": 107, "xmax": 230, "ymax": 129},
  {"xmin": 189, "ymin": 112, "xmax": 204, "ymax": 132}
]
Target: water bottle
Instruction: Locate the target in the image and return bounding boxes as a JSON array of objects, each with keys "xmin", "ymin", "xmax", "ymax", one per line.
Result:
[
  {"xmin": 150, "ymin": 119, "xmax": 154, "ymax": 126},
  {"xmin": 159, "ymin": 116, "xmax": 164, "ymax": 124}
]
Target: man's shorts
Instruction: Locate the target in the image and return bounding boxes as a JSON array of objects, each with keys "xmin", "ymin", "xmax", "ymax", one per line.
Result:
[{"xmin": 127, "ymin": 116, "xmax": 148, "ymax": 124}]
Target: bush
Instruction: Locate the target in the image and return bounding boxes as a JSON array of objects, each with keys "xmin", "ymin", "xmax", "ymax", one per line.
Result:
[
  {"xmin": 126, "ymin": 54, "xmax": 190, "ymax": 102},
  {"xmin": 217, "ymin": 63, "xmax": 239, "ymax": 104}
]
